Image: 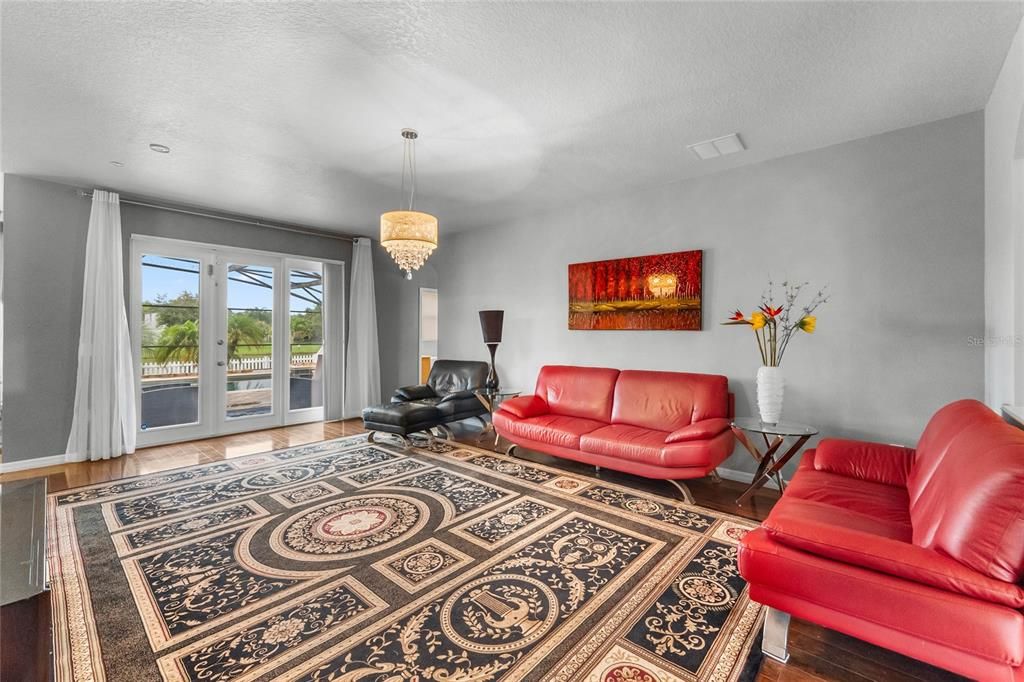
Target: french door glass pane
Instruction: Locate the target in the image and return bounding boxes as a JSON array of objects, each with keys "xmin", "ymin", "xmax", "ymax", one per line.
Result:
[
  {"xmin": 226, "ymin": 263, "xmax": 274, "ymax": 419},
  {"xmin": 140, "ymin": 254, "xmax": 201, "ymax": 430},
  {"xmin": 289, "ymin": 267, "xmax": 324, "ymax": 410}
]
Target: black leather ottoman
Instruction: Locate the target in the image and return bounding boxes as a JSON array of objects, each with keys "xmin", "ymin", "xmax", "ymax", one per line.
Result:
[{"xmin": 361, "ymin": 401, "xmax": 443, "ymax": 445}]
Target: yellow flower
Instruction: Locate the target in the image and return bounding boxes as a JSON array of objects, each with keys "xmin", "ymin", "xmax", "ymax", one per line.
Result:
[
  {"xmin": 750, "ymin": 312, "xmax": 767, "ymax": 330},
  {"xmin": 797, "ymin": 315, "xmax": 816, "ymax": 333}
]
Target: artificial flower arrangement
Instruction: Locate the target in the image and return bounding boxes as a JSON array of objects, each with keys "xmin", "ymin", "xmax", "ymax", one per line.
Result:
[
  {"xmin": 723, "ymin": 280, "xmax": 829, "ymax": 424},
  {"xmin": 723, "ymin": 280, "xmax": 829, "ymax": 366}
]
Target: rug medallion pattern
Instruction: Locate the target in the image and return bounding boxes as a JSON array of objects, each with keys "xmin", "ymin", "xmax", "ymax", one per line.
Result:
[{"xmin": 49, "ymin": 434, "xmax": 763, "ymax": 681}]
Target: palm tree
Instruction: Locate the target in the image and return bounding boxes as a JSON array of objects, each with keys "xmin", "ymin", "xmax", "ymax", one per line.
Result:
[
  {"xmin": 153, "ymin": 320, "xmax": 199, "ymax": 364},
  {"xmin": 153, "ymin": 315, "xmax": 271, "ymax": 365},
  {"xmin": 226, "ymin": 314, "xmax": 271, "ymax": 360}
]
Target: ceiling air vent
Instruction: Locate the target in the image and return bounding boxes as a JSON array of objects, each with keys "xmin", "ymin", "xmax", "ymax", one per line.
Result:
[{"xmin": 687, "ymin": 133, "xmax": 745, "ymax": 160}]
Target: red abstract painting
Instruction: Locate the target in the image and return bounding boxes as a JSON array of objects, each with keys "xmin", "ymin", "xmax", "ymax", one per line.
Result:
[{"xmin": 568, "ymin": 250, "xmax": 702, "ymax": 330}]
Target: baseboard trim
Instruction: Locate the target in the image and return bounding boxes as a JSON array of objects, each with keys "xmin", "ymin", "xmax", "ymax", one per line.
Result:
[
  {"xmin": 0, "ymin": 453, "xmax": 68, "ymax": 474},
  {"xmin": 716, "ymin": 466, "xmax": 789, "ymax": 486}
]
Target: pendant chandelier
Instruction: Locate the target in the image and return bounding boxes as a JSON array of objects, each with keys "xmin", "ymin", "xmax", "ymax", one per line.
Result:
[{"xmin": 380, "ymin": 128, "xmax": 438, "ymax": 280}]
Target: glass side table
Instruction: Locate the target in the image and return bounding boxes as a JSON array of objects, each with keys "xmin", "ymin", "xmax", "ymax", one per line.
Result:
[
  {"xmin": 731, "ymin": 418, "xmax": 818, "ymax": 506},
  {"xmin": 474, "ymin": 389, "xmax": 521, "ymax": 446}
]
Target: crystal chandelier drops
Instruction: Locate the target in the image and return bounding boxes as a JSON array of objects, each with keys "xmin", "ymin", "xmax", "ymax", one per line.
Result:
[{"xmin": 380, "ymin": 129, "xmax": 438, "ymax": 280}]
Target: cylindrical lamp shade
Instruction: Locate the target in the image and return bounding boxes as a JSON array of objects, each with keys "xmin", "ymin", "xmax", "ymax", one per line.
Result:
[
  {"xmin": 380, "ymin": 210, "xmax": 438, "ymax": 275},
  {"xmin": 479, "ymin": 310, "xmax": 504, "ymax": 344}
]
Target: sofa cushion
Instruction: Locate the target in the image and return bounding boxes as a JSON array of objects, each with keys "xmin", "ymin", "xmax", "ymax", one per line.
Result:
[
  {"xmin": 665, "ymin": 418, "xmax": 731, "ymax": 444},
  {"xmin": 497, "ymin": 414, "xmax": 606, "ymax": 449},
  {"xmin": 580, "ymin": 424, "xmax": 731, "ymax": 470},
  {"xmin": 763, "ymin": 498, "xmax": 1024, "ymax": 608},
  {"xmin": 580, "ymin": 424, "xmax": 670, "ymax": 461},
  {"xmin": 610, "ymin": 370, "xmax": 729, "ymax": 432},
  {"xmin": 813, "ymin": 438, "xmax": 914, "ymax": 487},
  {"xmin": 785, "ymin": 452, "xmax": 912, "ymax": 530},
  {"xmin": 534, "ymin": 365, "xmax": 620, "ymax": 422},
  {"xmin": 435, "ymin": 396, "xmax": 486, "ymax": 419},
  {"xmin": 909, "ymin": 402, "xmax": 1024, "ymax": 583}
]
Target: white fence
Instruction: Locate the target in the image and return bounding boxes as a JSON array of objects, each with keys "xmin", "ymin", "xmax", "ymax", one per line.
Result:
[{"xmin": 141, "ymin": 353, "xmax": 319, "ymax": 377}]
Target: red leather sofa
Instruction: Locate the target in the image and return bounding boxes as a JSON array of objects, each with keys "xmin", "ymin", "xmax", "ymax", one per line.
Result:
[
  {"xmin": 492, "ymin": 365, "xmax": 734, "ymax": 501},
  {"xmin": 739, "ymin": 399, "xmax": 1024, "ymax": 681}
]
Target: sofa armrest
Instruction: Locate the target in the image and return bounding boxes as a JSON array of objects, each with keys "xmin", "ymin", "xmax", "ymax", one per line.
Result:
[
  {"xmin": 392, "ymin": 384, "xmax": 437, "ymax": 402},
  {"xmin": 439, "ymin": 389, "xmax": 479, "ymax": 403},
  {"xmin": 665, "ymin": 418, "xmax": 731, "ymax": 444},
  {"xmin": 763, "ymin": 501, "xmax": 1024, "ymax": 609},
  {"xmin": 813, "ymin": 438, "xmax": 914, "ymax": 487},
  {"xmin": 496, "ymin": 395, "xmax": 549, "ymax": 419}
]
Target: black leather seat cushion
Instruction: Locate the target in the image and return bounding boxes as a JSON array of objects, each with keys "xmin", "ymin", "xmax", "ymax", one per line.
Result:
[
  {"xmin": 436, "ymin": 395, "xmax": 486, "ymax": 419},
  {"xmin": 362, "ymin": 401, "xmax": 441, "ymax": 428}
]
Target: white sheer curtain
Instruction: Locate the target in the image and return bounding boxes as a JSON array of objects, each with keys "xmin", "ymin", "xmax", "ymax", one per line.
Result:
[
  {"xmin": 66, "ymin": 190, "xmax": 136, "ymax": 461},
  {"xmin": 344, "ymin": 238, "xmax": 381, "ymax": 417},
  {"xmin": 322, "ymin": 261, "xmax": 347, "ymax": 421}
]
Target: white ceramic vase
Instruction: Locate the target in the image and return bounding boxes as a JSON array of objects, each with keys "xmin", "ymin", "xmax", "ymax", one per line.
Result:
[{"xmin": 756, "ymin": 365, "xmax": 785, "ymax": 424}]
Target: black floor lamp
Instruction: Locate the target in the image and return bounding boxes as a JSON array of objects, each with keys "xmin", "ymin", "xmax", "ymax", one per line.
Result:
[{"xmin": 478, "ymin": 310, "xmax": 504, "ymax": 390}]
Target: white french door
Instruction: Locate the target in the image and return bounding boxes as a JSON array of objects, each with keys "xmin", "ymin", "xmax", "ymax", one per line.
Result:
[{"xmin": 131, "ymin": 237, "xmax": 336, "ymax": 447}]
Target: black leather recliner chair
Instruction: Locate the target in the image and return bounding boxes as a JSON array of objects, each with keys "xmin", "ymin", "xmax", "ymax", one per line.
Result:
[{"xmin": 361, "ymin": 360, "xmax": 490, "ymax": 446}]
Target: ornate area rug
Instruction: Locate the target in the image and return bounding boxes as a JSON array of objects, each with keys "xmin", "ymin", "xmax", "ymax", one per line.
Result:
[{"xmin": 49, "ymin": 434, "xmax": 764, "ymax": 681}]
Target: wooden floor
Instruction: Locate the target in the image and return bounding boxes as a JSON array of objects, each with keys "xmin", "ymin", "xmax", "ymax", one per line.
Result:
[{"xmin": 0, "ymin": 419, "xmax": 965, "ymax": 682}]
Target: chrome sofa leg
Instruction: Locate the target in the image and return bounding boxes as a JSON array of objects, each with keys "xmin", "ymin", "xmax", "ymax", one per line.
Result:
[
  {"xmin": 437, "ymin": 424, "xmax": 455, "ymax": 440},
  {"xmin": 709, "ymin": 469, "xmax": 722, "ymax": 484},
  {"xmin": 394, "ymin": 434, "xmax": 413, "ymax": 450},
  {"xmin": 506, "ymin": 444, "xmax": 518, "ymax": 458},
  {"xmin": 667, "ymin": 480, "xmax": 695, "ymax": 504},
  {"xmin": 762, "ymin": 607, "xmax": 791, "ymax": 663},
  {"xmin": 474, "ymin": 415, "xmax": 488, "ymax": 430},
  {"xmin": 366, "ymin": 431, "xmax": 377, "ymax": 444}
]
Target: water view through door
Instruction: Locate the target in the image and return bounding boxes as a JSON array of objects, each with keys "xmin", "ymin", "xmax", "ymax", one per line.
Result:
[{"xmin": 133, "ymin": 238, "xmax": 334, "ymax": 447}]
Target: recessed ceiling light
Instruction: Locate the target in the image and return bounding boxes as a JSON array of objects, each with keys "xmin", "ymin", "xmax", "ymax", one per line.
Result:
[
  {"xmin": 687, "ymin": 133, "xmax": 745, "ymax": 160},
  {"xmin": 110, "ymin": 160, "xmax": 124, "ymax": 167},
  {"xmin": 149, "ymin": 143, "xmax": 171, "ymax": 154}
]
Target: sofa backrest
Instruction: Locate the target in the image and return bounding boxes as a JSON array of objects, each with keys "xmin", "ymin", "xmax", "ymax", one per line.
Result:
[
  {"xmin": 534, "ymin": 365, "xmax": 620, "ymax": 422},
  {"xmin": 909, "ymin": 399, "xmax": 1024, "ymax": 583},
  {"xmin": 427, "ymin": 360, "xmax": 489, "ymax": 395},
  {"xmin": 611, "ymin": 370, "xmax": 730, "ymax": 433}
]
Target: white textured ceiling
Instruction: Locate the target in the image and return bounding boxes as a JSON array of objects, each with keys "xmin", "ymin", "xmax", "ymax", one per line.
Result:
[{"xmin": 2, "ymin": 2, "xmax": 1022, "ymax": 236}]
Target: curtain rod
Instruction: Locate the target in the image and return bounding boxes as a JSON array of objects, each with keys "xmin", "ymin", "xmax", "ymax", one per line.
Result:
[{"xmin": 77, "ymin": 190, "xmax": 356, "ymax": 243}]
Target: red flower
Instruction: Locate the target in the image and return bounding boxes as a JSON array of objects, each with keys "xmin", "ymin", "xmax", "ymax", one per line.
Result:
[
  {"xmin": 729, "ymin": 310, "xmax": 745, "ymax": 321},
  {"xmin": 760, "ymin": 304, "xmax": 783, "ymax": 318}
]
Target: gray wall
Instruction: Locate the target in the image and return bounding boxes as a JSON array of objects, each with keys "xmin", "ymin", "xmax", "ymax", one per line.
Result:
[
  {"xmin": 435, "ymin": 112, "xmax": 985, "ymax": 476},
  {"xmin": 984, "ymin": 16, "xmax": 1024, "ymax": 410},
  {"xmin": 2, "ymin": 174, "xmax": 420, "ymax": 463},
  {"xmin": 374, "ymin": 257, "xmax": 439, "ymax": 397},
  {"xmin": 4, "ymin": 177, "xmax": 88, "ymax": 464}
]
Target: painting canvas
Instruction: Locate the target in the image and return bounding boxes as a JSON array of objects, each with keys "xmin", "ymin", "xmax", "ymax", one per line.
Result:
[{"xmin": 568, "ymin": 250, "xmax": 702, "ymax": 330}]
